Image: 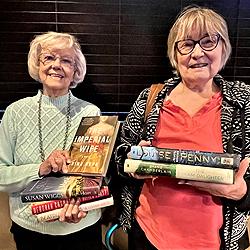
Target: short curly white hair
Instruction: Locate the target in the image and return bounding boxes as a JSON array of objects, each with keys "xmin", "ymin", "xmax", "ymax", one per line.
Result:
[{"xmin": 28, "ymin": 31, "xmax": 86, "ymax": 88}]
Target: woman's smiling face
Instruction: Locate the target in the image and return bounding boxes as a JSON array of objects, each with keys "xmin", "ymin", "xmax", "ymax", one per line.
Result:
[
  {"xmin": 176, "ymin": 32, "xmax": 223, "ymax": 85},
  {"xmin": 38, "ymin": 47, "xmax": 75, "ymax": 96}
]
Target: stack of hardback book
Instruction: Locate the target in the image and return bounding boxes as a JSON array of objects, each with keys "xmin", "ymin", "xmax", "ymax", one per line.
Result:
[
  {"xmin": 124, "ymin": 146, "xmax": 241, "ymax": 184},
  {"xmin": 20, "ymin": 116, "xmax": 120, "ymax": 222}
]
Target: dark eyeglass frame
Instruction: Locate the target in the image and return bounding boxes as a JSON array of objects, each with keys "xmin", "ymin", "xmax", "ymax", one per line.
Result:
[{"xmin": 175, "ymin": 34, "xmax": 221, "ymax": 55}]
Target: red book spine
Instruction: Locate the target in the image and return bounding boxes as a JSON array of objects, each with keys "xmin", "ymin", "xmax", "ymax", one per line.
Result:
[{"xmin": 31, "ymin": 186, "xmax": 109, "ymax": 215}]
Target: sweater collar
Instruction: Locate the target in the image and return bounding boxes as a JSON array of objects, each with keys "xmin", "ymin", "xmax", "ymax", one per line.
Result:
[{"xmin": 36, "ymin": 90, "xmax": 72, "ymax": 108}]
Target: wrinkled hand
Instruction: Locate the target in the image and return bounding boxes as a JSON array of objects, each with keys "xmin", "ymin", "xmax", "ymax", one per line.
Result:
[
  {"xmin": 181, "ymin": 158, "xmax": 249, "ymax": 200},
  {"xmin": 59, "ymin": 198, "xmax": 87, "ymax": 223},
  {"xmin": 128, "ymin": 140, "xmax": 155, "ymax": 180},
  {"xmin": 39, "ymin": 150, "xmax": 71, "ymax": 177}
]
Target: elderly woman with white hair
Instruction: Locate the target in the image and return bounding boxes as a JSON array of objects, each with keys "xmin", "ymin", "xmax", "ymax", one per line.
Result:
[{"xmin": 0, "ymin": 31, "xmax": 103, "ymax": 250}]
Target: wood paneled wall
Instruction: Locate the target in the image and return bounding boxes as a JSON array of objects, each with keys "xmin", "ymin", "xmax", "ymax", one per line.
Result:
[{"xmin": 0, "ymin": 0, "xmax": 250, "ymax": 114}]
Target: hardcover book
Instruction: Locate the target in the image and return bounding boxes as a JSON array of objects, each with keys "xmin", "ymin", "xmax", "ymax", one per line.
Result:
[
  {"xmin": 130, "ymin": 146, "xmax": 241, "ymax": 169},
  {"xmin": 20, "ymin": 175, "xmax": 102, "ymax": 203},
  {"xmin": 67, "ymin": 116, "xmax": 120, "ymax": 176},
  {"xmin": 36, "ymin": 196, "xmax": 114, "ymax": 222},
  {"xmin": 124, "ymin": 159, "xmax": 235, "ymax": 184},
  {"xmin": 31, "ymin": 185, "xmax": 110, "ymax": 215}
]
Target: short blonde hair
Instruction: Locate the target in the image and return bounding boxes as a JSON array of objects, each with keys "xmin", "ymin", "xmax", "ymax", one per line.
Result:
[
  {"xmin": 167, "ymin": 5, "xmax": 232, "ymax": 73},
  {"xmin": 28, "ymin": 31, "xmax": 86, "ymax": 88}
]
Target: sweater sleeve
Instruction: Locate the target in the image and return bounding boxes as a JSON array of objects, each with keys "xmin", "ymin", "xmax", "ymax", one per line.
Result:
[
  {"xmin": 222, "ymin": 83, "xmax": 250, "ymax": 210},
  {"xmin": 0, "ymin": 107, "xmax": 41, "ymax": 193}
]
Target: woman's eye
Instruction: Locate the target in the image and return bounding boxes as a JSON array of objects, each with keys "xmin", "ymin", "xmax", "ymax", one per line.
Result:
[
  {"xmin": 44, "ymin": 55, "xmax": 54, "ymax": 61},
  {"xmin": 204, "ymin": 39, "xmax": 213, "ymax": 44},
  {"xmin": 184, "ymin": 42, "xmax": 193, "ymax": 47},
  {"xmin": 62, "ymin": 59, "xmax": 71, "ymax": 64}
]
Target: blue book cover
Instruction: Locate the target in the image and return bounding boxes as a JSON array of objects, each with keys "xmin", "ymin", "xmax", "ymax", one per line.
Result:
[{"xmin": 130, "ymin": 146, "xmax": 240, "ymax": 169}]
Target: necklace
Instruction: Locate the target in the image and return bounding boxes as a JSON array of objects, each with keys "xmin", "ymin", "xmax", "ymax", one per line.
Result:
[{"xmin": 38, "ymin": 90, "xmax": 71, "ymax": 162}]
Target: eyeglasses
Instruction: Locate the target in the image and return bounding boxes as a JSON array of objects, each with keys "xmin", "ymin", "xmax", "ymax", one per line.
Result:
[
  {"xmin": 39, "ymin": 53, "xmax": 75, "ymax": 68},
  {"xmin": 175, "ymin": 34, "xmax": 221, "ymax": 55}
]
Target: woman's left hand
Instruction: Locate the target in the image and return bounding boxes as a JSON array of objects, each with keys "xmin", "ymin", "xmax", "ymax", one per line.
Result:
[
  {"xmin": 39, "ymin": 150, "xmax": 70, "ymax": 176},
  {"xmin": 59, "ymin": 198, "xmax": 87, "ymax": 223},
  {"xmin": 182, "ymin": 158, "xmax": 250, "ymax": 200}
]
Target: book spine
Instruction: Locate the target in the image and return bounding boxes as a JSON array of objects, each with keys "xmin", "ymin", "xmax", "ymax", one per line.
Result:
[
  {"xmin": 31, "ymin": 186, "xmax": 109, "ymax": 215},
  {"xmin": 78, "ymin": 196, "xmax": 114, "ymax": 211},
  {"xmin": 124, "ymin": 159, "xmax": 235, "ymax": 184},
  {"xmin": 21, "ymin": 186, "xmax": 100, "ymax": 203},
  {"xmin": 36, "ymin": 196, "xmax": 114, "ymax": 222},
  {"xmin": 31, "ymin": 200, "xmax": 67, "ymax": 215},
  {"xmin": 130, "ymin": 146, "xmax": 240, "ymax": 169},
  {"xmin": 21, "ymin": 192, "xmax": 66, "ymax": 203}
]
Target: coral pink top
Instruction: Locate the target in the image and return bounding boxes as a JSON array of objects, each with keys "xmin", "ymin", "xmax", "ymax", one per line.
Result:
[{"xmin": 135, "ymin": 92, "xmax": 223, "ymax": 250}]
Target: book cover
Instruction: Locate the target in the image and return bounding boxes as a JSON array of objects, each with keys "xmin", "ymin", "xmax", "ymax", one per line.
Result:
[
  {"xmin": 124, "ymin": 159, "xmax": 235, "ymax": 184},
  {"xmin": 130, "ymin": 146, "xmax": 241, "ymax": 169},
  {"xmin": 21, "ymin": 175, "xmax": 102, "ymax": 203},
  {"xmin": 31, "ymin": 185, "xmax": 110, "ymax": 215},
  {"xmin": 67, "ymin": 116, "xmax": 120, "ymax": 176},
  {"xmin": 36, "ymin": 196, "xmax": 114, "ymax": 222}
]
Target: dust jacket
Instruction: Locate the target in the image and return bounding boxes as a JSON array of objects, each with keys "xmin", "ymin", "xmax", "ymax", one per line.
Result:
[
  {"xmin": 20, "ymin": 175, "xmax": 102, "ymax": 203},
  {"xmin": 30, "ymin": 185, "xmax": 110, "ymax": 215},
  {"xmin": 124, "ymin": 159, "xmax": 235, "ymax": 184},
  {"xmin": 130, "ymin": 146, "xmax": 240, "ymax": 169},
  {"xmin": 67, "ymin": 116, "xmax": 120, "ymax": 177}
]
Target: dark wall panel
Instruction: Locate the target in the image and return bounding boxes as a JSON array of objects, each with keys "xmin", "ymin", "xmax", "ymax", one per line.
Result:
[{"xmin": 0, "ymin": 0, "xmax": 250, "ymax": 114}]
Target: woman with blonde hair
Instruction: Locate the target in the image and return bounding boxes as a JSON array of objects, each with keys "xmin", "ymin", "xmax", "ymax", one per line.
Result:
[
  {"xmin": 115, "ymin": 5, "xmax": 250, "ymax": 250},
  {"xmin": 0, "ymin": 31, "xmax": 103, "ymax": 250}
]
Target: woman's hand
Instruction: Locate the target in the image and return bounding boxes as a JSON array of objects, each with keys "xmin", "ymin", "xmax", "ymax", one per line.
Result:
[
  {"xmin": 39, "ymin": 150, "xmax": 71, "ymax": 176},
  {"xmin": 127, "ymin": 140, "xmax": 151, "ymax": 159},
  {"xmin": 182, "ymin": 158, "xmax": 250, "ymax": 200},
  {"xmin": 128, "ymin": 140, "xmax": 155, "ymax": 179},
  {"xmin": 59, "ymin": 198, "xmax": 87, "ymax": 223}
]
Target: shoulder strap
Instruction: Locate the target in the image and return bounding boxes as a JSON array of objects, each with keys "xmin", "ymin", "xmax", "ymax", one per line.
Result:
[{"xmin": 144, "ymin": 83, "xmax": 165, "ymax": 122}]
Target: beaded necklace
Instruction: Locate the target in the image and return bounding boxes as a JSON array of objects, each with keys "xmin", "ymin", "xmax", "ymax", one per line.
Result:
[{"xmin": 38, "ymin": 91, "xmax": 71, "ymax": 161}]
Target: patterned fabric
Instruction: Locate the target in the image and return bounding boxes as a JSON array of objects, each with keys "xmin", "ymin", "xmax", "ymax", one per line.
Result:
[{"xmin": 115, "ymin": 75, "xmax": 250, "ymax": 250}]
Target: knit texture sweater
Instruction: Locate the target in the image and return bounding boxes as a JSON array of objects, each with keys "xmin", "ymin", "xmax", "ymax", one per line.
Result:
[{"xmin": 0, "ymin": 90, "xmax": 102, "ymax": 235}]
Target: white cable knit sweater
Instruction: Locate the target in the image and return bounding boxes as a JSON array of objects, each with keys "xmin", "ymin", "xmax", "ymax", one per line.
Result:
[{"xmin": 0, "ymin": 90, "xmax": 102, "ymax": 235}]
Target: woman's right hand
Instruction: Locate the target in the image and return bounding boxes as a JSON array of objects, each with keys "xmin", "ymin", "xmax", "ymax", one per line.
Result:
[
  {"xmin": 128, "ymin": 140, "xmax": 155, "ymax": 179},
  {"xmin": 59, "ymin": 198, "xmax": 87, "ymax": 223},
  {"xmin": 39, "ymin": 150, "xmax": 71, "ymax": 176}
]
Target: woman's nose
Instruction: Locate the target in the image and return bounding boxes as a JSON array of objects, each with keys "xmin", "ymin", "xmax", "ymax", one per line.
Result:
[
  {"xmin": 191, "ymin": 43, "xmax": 204, "ymax": 57},
  {"xmin": 51, "ymin": 58, "xmax": 62, "ymax": 68}
]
